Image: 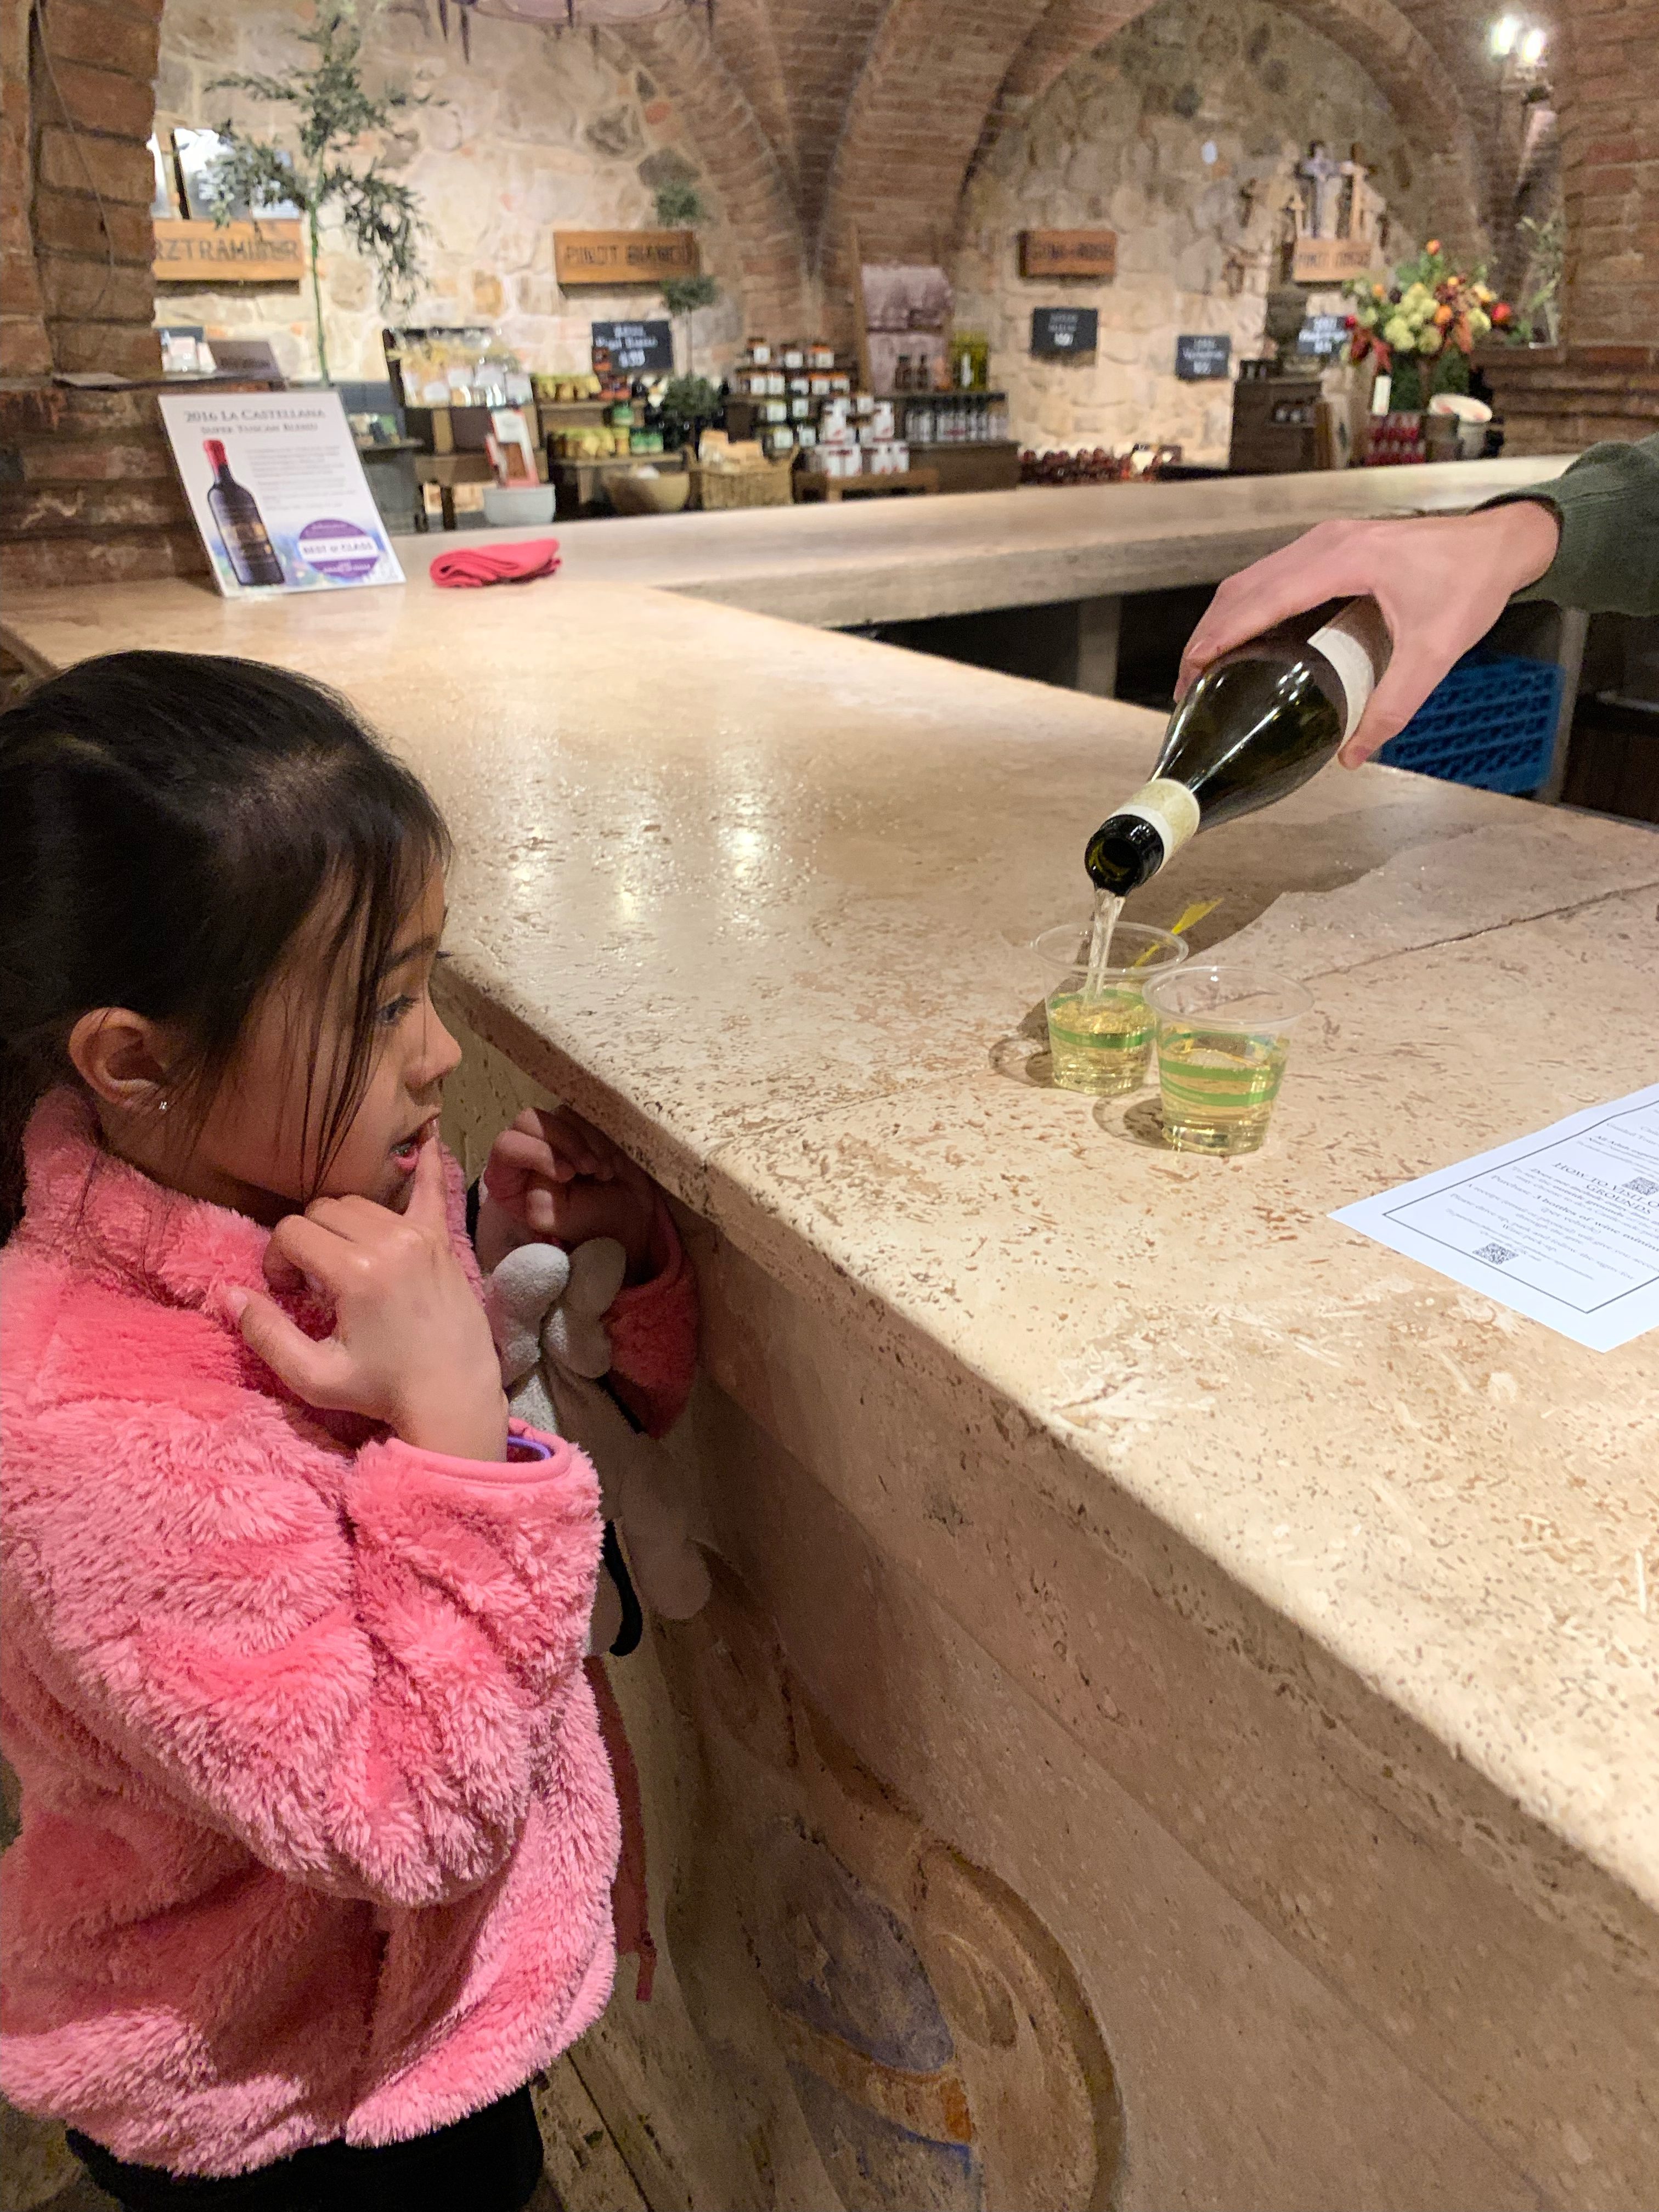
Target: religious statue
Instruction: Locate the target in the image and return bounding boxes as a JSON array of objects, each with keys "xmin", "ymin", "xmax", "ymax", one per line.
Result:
[
  {"xmin": 1296, "ymin": 141, "xmax": 1344, "ymax": 239},
  {"xmin": 1340, "ymin": 144, "xmax": 1389, "ymax": 246},
  {"xmin": 1290, "ymin": 138, "xmax": 1390, "ymax": 281}
]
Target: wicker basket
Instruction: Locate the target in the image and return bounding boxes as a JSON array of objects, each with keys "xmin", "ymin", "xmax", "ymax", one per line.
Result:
[{"xmin": 687, "ymin": 455, "xmax": 797, "ymax": 510}]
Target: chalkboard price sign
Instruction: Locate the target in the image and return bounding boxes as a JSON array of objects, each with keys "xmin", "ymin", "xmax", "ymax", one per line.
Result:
[
  {"xmin": 590, "ymin": 319, "xmax": 674, "ymax": 376},
  {"xmin": 1296, "ymin": 312, "xmax": 1349, "ymax": 359},
  {"xmin": 1031, "ymin": 307, "xmax": 1099, "ymax": 358},
  {"xmin": 1175, "ymin": 333, "xmax": 1232, "ymax": 380}
]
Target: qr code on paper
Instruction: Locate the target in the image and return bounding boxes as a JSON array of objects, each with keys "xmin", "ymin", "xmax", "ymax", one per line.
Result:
[
  {"xmin": 1624, "ymin": 1177, "xmax": 1659, "ymax": 1198},
  {"xmin": 1473, "ymin": 1243, "xmax": 1517, "ymax": 1267}
]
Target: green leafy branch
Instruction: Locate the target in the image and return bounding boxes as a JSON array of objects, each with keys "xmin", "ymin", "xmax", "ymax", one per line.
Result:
[
  {"xmin": 653, "ymin": 182, "xmax": 719, "ymax": 350},
  {"xmin": 207, "ymin": 2, "xmax": 428, "ymax": 383}
]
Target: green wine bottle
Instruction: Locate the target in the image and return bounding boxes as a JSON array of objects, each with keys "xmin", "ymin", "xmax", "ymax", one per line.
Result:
[{"xmin": 1085, "ymin": 597, "xmax": 1391, "ymax": 895}]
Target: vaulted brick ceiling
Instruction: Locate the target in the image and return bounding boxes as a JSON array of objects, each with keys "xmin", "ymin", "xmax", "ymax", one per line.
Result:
[{"xmin": 622, "ymin": 0, "xmax": 1524, "ymax": 332}]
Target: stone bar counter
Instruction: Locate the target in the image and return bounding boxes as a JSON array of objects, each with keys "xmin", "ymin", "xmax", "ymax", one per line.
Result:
[
  {"xmin": 5, "ymin": 568, "xmax": 1658, "ymax": 2212},
  {"xmin": 395, "ymin": 454, "xmax": 1575, "ymax": 631}
]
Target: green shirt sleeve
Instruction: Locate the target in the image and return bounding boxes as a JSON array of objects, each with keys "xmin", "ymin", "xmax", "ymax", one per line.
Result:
[{"xmin": 1481, "ymin": 431, "xmax": 1659, "ymax": 616}]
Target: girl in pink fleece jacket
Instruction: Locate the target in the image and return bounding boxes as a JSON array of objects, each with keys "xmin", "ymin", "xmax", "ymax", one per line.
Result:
[{"xmin": 0, "ymin": 652, "xmax": 697, "ymax": 2210}]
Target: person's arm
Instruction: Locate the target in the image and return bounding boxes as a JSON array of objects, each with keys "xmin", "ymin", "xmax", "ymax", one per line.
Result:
[
  {"xmin": 599, "ymin": 1190, "xmax": 699, "ymax": 1437},
  {"xmin": 476, "ymin": 1105, "xmax": 700, "ymax": 1437},
  {"xmin": 5, "ymin": 1389, "xmax": 601, "ymax": 1908},
  {"xmin": 1480, "ymin": 432, "xmax": 1659, "ymax": 617},
  {"xmin": 1178, "ymin": 433, "xmax": 1659, "ymax": 767}
]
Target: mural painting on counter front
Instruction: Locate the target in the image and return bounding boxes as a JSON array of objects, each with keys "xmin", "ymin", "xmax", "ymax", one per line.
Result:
[{"xmin": 654, "ymin": 1556, "xmax": 1124, "ymax": 2211}]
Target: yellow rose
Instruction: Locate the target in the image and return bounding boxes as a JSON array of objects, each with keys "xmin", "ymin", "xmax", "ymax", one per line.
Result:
[
  {"xmin": 1417, "ymin": 326, "xmax": 1443, "ymax": 356},
  {"xmin": 1383, "ymin": 315, "xmax": 1414, "ymax": 349}
]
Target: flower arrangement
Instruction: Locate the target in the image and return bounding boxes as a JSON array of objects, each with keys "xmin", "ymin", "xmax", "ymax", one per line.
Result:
[{"xmin": 1342, "ymin": 241, "xmax": 1516, "ymax": 413}]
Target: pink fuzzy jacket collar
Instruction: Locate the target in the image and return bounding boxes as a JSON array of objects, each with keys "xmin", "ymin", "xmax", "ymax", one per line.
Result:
[
  {"xmin": 1, "ymin": 1089, "xmax": 619, "ymax": 2177},
  {"xmin": 13, "ymin": 1083, "xmax": 483, "ymax": 1315}
]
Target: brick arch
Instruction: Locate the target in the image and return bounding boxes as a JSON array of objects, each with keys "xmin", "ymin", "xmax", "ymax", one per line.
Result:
[
  {"xmin": 816, "ymin": 0, "xmax": 1059, "ymax": 326},
  {"xmin": 616, "ymin": 9, "xmax": 813, "ymax": 337},
  {"xmin": 828, "ymin": 0, "xmax": 1486, "ymax": 309}
]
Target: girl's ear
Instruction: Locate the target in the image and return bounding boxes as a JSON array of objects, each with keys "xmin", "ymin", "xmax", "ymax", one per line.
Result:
[{"xmin": 67, "ymin": 1008, "xmax": 176, "ymax": 1114}]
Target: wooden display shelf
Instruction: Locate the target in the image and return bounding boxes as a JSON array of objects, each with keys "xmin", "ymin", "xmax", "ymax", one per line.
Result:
[
  {"xmin": 905, "ymin": 441, "xmax": 1022, "ymax": 494},
  {"xmin": 795, "ymin": 467, "xmax": 940, "ymax": 503},
  {"xmin": 404, "ymin": 403, "xmax": 518, "ymax": 456},
  {"xmin": 415, "ymin": 451, "xmax": 551, "ymax": 487},
  {"xmin": 404, "ymin": 397, "xmax": 630, "ymax": 458},
  {"xmin": 550, "ymin": 448, "xmax": 686, "ymax": 517}
]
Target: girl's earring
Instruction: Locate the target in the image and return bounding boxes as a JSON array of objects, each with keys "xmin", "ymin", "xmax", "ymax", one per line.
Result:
[{"xmin": 157, "ymin": 1094, "xmax": 170, "ymax": 1116}]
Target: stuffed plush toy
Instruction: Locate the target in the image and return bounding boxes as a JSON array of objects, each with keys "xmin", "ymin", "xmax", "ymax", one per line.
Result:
[{"xmin": 486, "ymin": 1238, "xmax": 711, "ymax": 1649}]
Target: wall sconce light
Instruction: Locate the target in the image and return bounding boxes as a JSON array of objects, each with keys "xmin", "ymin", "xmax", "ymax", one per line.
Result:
[
  {"xmin": 1489, "ymin": 15, "xmax": 1521, "ymax": 55},
  {"xmin": 1518, "ymin": 25, "xmax": 1548, "ymax": 65}
]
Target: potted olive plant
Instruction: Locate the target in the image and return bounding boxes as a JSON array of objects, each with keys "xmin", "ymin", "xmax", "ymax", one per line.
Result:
[{"xmin": 206, "ymin": 2, "xmax": 427, "ymax": 386}]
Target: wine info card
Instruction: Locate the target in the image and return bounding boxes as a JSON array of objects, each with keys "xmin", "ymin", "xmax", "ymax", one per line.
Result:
[
  {"xmin": 158, "ymin": 389, "xmax": 403, "ymax": 599},
  {"xmin": 1332, "ymin": 1082, "xmax": 1659, "ymax": 1353}
]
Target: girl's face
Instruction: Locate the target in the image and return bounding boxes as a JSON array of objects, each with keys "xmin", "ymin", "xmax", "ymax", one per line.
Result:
[{"xmin": 159, "ymin": 867, "xmax": 460, "ymax": 1223}]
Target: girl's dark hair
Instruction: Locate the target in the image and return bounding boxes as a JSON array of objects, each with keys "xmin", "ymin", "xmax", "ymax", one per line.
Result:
[{"xmin": 0, "ymin": 650, "xmax": 450, "ymax": 1242}]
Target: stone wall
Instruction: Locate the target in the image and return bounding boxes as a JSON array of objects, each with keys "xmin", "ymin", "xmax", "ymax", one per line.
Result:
[
  {"xmin": 151, "ymin": 0, "xmax": 746, "ymax": 384},
  {"xmin": 952, "ymin": 0, "xmax": 1435, "ymax": 462}
]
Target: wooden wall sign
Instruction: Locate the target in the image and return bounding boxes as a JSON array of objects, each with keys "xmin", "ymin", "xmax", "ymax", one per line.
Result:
[
  {"xmin": 1019, "ymin": 229, "xmax": 1117, "ymax": 280},
  {"xmin": 154, "ymin": 218, "xmax": 304, "ymax": 285},
  {"xmin": 554, "ymin": 229, "xmax": 699, "ymax": 286},
  {"xmin": 1291, "ymin": 236, "xmax": 1379, "ymax": 283}
]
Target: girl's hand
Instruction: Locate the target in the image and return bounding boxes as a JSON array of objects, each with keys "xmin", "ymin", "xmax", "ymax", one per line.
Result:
[
  {"xmin": 477, "ymin": 1105, "xmax": 657, "ymax": 1282},
  {"xmin": 230, "ymin": 1139, "xmax": 509, "ymax": 1462}
]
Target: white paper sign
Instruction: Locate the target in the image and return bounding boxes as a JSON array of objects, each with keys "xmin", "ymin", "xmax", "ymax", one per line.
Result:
[
  {"xmin": 158, "ymin": 390, "xmax": 403, "ymax": 599},
  {"xmin": 1332, "ymin": 1084, "xmax": 1659, "ymax": 1352}
]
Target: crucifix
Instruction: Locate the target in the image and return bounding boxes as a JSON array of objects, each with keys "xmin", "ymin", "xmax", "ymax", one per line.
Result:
[{"xmin": 1297, "ymin": 141, "xmax": 1344, "ymax": 239}]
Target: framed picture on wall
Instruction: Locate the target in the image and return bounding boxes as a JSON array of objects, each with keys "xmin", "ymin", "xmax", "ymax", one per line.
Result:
[
  {"xmin": 173, "ymin": 128, "xmax": 301, "ymax": 223},
  {"xmin": 857, "ymin": 262, "xmax": 952, "ymax": 396},
  {"xmin": 149, "ymin": 132, "xmax": 178, "ymax": 221}
]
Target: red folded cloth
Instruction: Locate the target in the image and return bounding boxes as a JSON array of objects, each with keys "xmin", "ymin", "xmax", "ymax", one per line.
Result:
[{"xmin": 430, "ymin": 537, "xmax": 561, "ymax": 588}]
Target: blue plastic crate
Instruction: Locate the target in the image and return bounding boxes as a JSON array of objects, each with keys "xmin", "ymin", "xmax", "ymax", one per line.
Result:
[{"xmin": 1376, "ymin": 651, "xmax": 1565, "ymax": 796}]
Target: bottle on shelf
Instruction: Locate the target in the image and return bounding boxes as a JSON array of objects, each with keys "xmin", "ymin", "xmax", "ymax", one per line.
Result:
[
  {"xmin": 203, "ymin": 439, "xmax": 284, "ymax": 588},
  {"xmin": 1084, "ymin": 599, "xmax": 1391, "ymax": 894}
]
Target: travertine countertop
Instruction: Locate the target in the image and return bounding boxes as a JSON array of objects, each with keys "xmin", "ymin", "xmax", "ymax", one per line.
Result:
[
  {"xmin": 394, "ymin": 455, "xmax": 1575, "ymax": 627},
  {"xmin": 5, "ymin": 565, "xmax": 1656, "ymax": 1926}
]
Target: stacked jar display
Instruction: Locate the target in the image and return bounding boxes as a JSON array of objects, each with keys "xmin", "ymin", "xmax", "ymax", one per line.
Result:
[{"xmin": 901, "ymin": 396, "xmax": 1008, "ymax": 445}]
